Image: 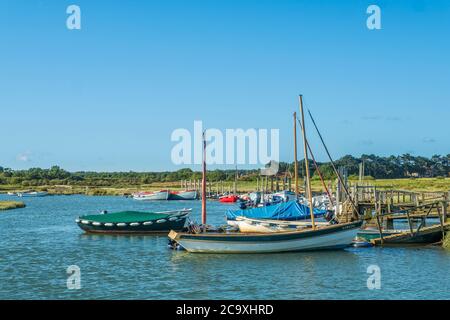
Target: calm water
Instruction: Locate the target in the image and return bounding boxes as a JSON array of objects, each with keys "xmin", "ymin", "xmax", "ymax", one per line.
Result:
[{"xmin": 0, "ymin": 194, "xmax": 449, "ymax": 300}]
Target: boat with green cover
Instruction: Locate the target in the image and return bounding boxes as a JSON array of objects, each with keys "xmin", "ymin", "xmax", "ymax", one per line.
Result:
[{"xmin": 76, "ymin": 209, "xmax": 191, "ymax": 234}]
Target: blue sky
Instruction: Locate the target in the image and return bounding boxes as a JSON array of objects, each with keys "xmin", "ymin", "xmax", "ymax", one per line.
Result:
[{"xmin": 1, "ymin": 0, "xmax": 449, "ymax": 171}]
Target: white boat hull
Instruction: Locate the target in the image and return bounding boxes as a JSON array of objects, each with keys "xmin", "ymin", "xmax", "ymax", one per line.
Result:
[
  {"xmin": 169, "ymin": 221, "xmax": 362, "ymax": 253},
  {"xmin": 17, "ymin": 192, "xmax": 48, "ymax": 197}
]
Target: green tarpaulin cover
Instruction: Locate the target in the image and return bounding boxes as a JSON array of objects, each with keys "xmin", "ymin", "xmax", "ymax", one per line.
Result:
[{"xmin": 80, "ymin": 211, "xmax": 169, "ymax": 223}]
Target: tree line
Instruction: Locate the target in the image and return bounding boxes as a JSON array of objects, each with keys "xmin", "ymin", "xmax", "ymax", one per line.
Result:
[{"xmin": 0, "ymin": 154, "xmax": 448, "ymax": 187}]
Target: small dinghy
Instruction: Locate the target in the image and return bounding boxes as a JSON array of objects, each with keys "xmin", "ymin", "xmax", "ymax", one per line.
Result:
[
  {"xmin": 169, "ymin": 190, "xmax": 198, "ymax": 200},
  {"xmin": 132, "ymin": 190, "xmax": 170, "ymax": 201},
  {"xmin": 76, "ymin": 209, "xmax": 191, "ymax": 234},
  {"xmin": 219, "ymin": 195, "xmax": 239, "ymax": 203}
]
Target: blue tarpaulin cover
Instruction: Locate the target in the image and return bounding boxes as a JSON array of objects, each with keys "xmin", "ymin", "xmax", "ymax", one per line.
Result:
[{"xmin": 226, "ymin": 201, "xmax": 327, "ymax": 221}]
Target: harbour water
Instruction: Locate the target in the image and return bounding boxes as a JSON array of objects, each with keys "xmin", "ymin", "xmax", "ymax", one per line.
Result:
[{"xmin": 0, "ymin": 194, "xmax": 449, "ymax": 300}]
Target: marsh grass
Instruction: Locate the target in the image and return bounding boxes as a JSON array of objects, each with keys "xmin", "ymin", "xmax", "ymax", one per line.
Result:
[
  {"xmin": 0, "ymin": 201, "xmax": 26, "ymax": 210},
  {"xmin": 1, "ymin": 178, "xmax": 449, "ymax": 196},
  {"xmin": 443, "ymin": 232, "xmax": 450, "ymax": 250}
]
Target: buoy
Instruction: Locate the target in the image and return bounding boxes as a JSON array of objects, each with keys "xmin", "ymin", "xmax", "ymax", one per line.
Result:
[
  {"xmin": 92, "ymin": 222, "xmax": 101, "ymax": 226},
  {"xmin": 75, "ymin": 219, "xmax": 80, "ymax": 223},
  {"xmin": 156, "ymin": 219, "xmax": 166, "ymax": 223},
  {"xmin": 116, "ymin": 223, "xmax": 127, "ymax": 227},
  {"xmin": 81, "ymin": 220, "xmax": 90, "ymax": 225},
  {"xmin": 130, "ymin": 222, "xmax": 140, "ymax": 226},
  {"xmin": 104, "ymin": 223, "xmax": 114, "ymax": 227},
  {"xmin": 168, "ymin": 217, "xmax": 178, "ymax": 221},
  {"xmin": 143, "ymin": 221, "xmax": 153, "ymax": 225}
]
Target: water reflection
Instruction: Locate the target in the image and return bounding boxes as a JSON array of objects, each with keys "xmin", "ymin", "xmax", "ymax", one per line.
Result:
[{"xmin": 1, "ymin": 194, "xmax": 449, "ymax": 299}]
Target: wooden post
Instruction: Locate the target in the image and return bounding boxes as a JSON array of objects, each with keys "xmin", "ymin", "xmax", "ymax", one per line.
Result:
[
  {"xmin": 299, "ymin": 95, "xmax": 316, "ymax": 229},
  {"xmin": 336, "ymin": 177, "xmax": 341, "ymax": 216},
  {"xmin": 437, "ymin": 205, "xmax": 445, "ymax": 238},
  {"xmin": 443, "ymin": 192, "xmax": 448, "ymax": 223},
  {"xmin": 405, "ymin": 208, "xmax": 414, "ymax": 236},
  {"xmin": 375, "ymin": 192, "xmax": 384, "ymax": 244},
  {"xmin": 201, "ymin": 133, "xmax": 207, "ymax": 225}
]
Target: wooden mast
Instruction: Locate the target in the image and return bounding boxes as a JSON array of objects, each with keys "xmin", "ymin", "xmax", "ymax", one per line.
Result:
[
  {"xmin": 293, "ymin": 112, "xmax": 299, "ymax": 197},
  {"xmin": 297, "ymin": 118, "xmax": 334, "ymax": 206},
  {"xmin": 299, "ymin": 95, "xmax": 316, "ymax": 230},
  {"xmin": 201, "ymin": 131, "xmax": 207, "ymax": 225}
]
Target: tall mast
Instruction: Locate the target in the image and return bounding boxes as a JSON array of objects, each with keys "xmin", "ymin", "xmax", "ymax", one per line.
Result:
[
  {"xmin": 297, "ymin": 118, "xmax": 334, "ymax": 206},
  {"xmin": 293, "ymin": 112, "xmax": 299, "ymax": 197},
  {"xmin": 201, "ymin": 131, "xmax": 207, "ymax": 225},
  {"xmin": 299, "ymin": 95, "xmax": 316, "ymax": 230}
]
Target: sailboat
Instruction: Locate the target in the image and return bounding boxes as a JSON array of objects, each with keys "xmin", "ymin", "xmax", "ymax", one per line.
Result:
[{"xmin": 168, "ymin": 96, "xmax": 362, "ymax": 253}]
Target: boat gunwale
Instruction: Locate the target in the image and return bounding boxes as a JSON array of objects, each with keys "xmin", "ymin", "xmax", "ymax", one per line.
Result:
[
  {"xmin": 170, "ymin": 220, "xmax": 363, "ymax": 242},
  {"xmin": 79, "ymin": 209, "xmax": 191, "ymax": 224}
]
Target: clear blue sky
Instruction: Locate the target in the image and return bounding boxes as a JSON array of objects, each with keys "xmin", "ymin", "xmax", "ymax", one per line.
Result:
[{"xmin": 1, "ymin": 0, "xmax": 449, "ymax": 172}]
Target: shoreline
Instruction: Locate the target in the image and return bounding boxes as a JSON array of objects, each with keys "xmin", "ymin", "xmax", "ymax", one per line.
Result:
[{"xmin": 0, "ymin": 177, "xmax": 449, "ymax": 196}]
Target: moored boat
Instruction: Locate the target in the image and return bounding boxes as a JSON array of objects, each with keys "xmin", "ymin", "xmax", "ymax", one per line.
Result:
[
  {"xmin": 357, "ymin": 228, "xmax": 404, "ymax": 242},
  {"xmin": 168, "ymin": 220, "xmax": 363, "ymax": 253},
  {"xmin": 362, "ymin": 223, "xmax": 449, "ymax": 245},
  {"xmin": 169, "ymin": 190, "xmax": 198, "ymax": 200},
  {"xmin": 226, "ymin": 200, "xmax": 327, "ymax": 225},
  {"xmin": 219, "ymin": 195, "xmax": 239, "ymax": 203},
  {"xmin": 271, "ymin": 190, "xmax": 296, "ymax": 202},
  {"xmin": 17, "ymin": 191, "xmax": 48, "ymax": 197},
  {"xmin": 76, "ymin": 208, "xmax": 191, "ymax": 234},
  {"xmin": 132, "ymin": 190, "xmax": 169, "ymax": 201}
]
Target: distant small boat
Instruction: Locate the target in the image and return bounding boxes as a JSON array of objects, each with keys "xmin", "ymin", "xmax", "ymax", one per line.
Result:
[
  {"xmin": 17, "ymin": 191, "xmax": 48, "ymax": 197},
  {"xmin": 132, "ymin": 190, "xmax": 169, "ymax": 201},
  {"xmin": 7, "ymin": 192, "xmax": 17, "ymax": 196},
  {"xmin": 76, "ymin": 209, "xmax": 191, "ymax": 234},
  {"xmin": 219, "ymin": 195, "xmax": 239, "ymax": 203},
  {"xmin": 271, "ymin": 190, "xmax": 296, "ymax": 202},
  {"xmin": 169, "ymin": 190, "xmax": 198, "ymax": 200}
]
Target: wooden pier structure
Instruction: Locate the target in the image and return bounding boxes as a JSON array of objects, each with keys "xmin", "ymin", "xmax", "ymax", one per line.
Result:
[{"xmin": 337, "ymin": 184, "xmax": 450, "ymax": 245}]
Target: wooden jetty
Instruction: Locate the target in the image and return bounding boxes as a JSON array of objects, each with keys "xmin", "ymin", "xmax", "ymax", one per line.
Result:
[{"xmin": 337, "ymin": 184, "xmax": 450, "ymax": 246}]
